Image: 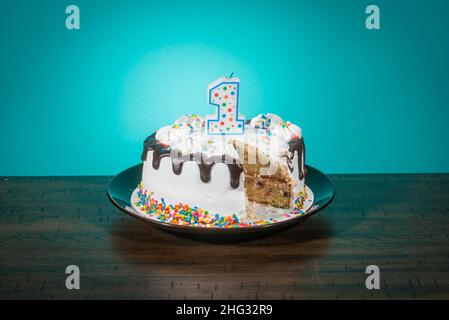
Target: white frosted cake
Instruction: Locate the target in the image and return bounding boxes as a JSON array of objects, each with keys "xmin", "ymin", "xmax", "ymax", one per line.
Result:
[{"xmin": 133, "ymin": 113, "xmax": 312, "ymax": 228}]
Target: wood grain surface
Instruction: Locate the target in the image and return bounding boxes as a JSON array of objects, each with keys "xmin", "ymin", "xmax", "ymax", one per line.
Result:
[{"xmin": 1, "ymin": 174, "xmax": 449, "ymax": 299}]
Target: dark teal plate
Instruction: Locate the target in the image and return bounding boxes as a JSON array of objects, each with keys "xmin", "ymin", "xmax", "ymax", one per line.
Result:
[{"xmin": 107, "ymin": 164, "xmax": 335, "ymax": 240}]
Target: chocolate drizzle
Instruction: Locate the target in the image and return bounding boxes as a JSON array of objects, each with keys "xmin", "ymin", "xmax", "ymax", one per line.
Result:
[
  {"xmin": 197, "ymin": 155, "xmax": 243, "ymax": 189},
  {"xmin": 141, "ymin": 133, "xmax": 244, "ymax": 189},
  {"xmin": 288, "ymin": 138, "xmax": 306, "ymax": 180},
  {"xmin": 172, "ymin": 161, "xmax": 183, "ymax": 175},
  {"xmin": 141, "ymin": 133, "xmax": 305, "ymax": 189}
]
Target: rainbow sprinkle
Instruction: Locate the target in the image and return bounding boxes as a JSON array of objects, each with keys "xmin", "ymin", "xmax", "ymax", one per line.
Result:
[
  {"xmin": 134, "ymin": 183, "xmax": 308, "ymax": 228},
  {"xmin": 279, "ymin": 121, "xmax": 292, "ymax": 128}
]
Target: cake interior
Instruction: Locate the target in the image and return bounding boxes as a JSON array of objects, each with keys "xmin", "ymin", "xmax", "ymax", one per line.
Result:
[{"xmin": 233, "ymin": 141, "xmax": 295, "ymax": 209}]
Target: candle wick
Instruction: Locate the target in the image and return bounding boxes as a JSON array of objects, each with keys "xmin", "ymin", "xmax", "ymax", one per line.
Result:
[{"xmin": 229, "ymin": 72, "xmax": 234, "ymax": 79}]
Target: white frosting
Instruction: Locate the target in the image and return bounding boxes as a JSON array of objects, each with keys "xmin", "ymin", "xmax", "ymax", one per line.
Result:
[
  {"xmin": 205, "ymin": 137, "xmax": 240, "ymax": 159},
  {"xmin": 271, "ymin": 121, "xmax": 302, "ymax": 141},
  {"xmin": 155, "ymin": 125, "xmax": 183, "ymax": 146},
  {"xmin": 173, "ymin": 114, "xmax": 204, "ymax": 132},
  {"xmin": 173, "ymin": 136, "xmax": 203, "ymax": 155},
  {"xmin": 249, "ymin": 113, "xmax": 283, "ymax": 130},
  {"xmin": 142, "ymin": 151, "xmax": 247, "ymax": 218}
]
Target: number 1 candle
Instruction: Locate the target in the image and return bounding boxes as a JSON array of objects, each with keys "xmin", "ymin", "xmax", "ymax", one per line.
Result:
[{"xmin": 206, "ymin": 77, "xmax": 245, "ymax": 135}]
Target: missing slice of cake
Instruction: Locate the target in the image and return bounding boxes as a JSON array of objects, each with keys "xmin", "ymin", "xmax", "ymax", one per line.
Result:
[{"xmin": 233, "ymin": 140, "xmax": 296, "ymax": 209}]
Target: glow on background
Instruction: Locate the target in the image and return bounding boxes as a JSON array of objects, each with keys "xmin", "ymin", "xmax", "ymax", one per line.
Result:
[
  {"xmin": 120, "ymin": 44, "xmax": 262, "ymax": 140},
  {"xmin": 0, "ymin": 0, "xmax": 448, "ymax": 175}
]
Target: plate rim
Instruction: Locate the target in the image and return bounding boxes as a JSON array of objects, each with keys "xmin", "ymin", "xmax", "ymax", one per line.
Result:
[{"xmin": 107, "ymin": 164, "xmax": 335, "ymax": 234}]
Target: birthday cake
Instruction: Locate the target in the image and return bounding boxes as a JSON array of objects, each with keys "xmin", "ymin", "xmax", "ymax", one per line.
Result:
[{"xmin": 132, "ymin": 78, "xmax": 313, "ymax": 227}]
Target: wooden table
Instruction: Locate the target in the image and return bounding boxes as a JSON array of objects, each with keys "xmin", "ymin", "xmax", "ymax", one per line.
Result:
[{"xmin": 1, "ymin": 174, "xmax": 448, "ymax": 300}]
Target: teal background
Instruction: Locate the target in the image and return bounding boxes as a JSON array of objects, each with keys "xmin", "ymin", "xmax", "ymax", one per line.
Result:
[{"xmin": 1, "ymin": 0, "xmax": 448, "ymax": 175}]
